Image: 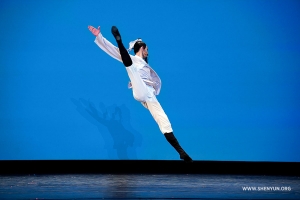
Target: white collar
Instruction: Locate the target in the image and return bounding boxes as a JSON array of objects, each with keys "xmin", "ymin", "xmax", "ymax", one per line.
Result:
[{"xmin": 134, "ymin": 55, "xmax": 147, "ymax": 64}]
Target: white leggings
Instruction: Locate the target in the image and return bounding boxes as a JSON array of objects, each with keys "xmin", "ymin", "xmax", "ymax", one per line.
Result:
[{"xmin": 126, "ymin": 65, "xmax": 173, "ymax": 134}]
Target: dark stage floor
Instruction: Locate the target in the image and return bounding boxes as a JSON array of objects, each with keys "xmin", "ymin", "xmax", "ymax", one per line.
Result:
[{"xmin": 0, "ymin": 174, "xmax": 299, "ymax": 199}]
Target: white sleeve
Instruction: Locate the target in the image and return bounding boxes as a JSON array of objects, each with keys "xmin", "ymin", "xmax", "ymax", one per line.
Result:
[{"xmin": 94, "ymin": 33, "xmax": 122, "ymax": 62}]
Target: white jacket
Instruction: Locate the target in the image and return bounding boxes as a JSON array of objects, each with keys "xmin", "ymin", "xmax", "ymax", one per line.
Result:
[{"xmin": 94, "ymin": 33, "xmax": 162, "ymax": 95}]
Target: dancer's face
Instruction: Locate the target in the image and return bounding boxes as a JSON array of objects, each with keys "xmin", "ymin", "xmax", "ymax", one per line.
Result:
[{"xmin": 142, "ymin": 46, "xmax": 148, "ymax": 59}]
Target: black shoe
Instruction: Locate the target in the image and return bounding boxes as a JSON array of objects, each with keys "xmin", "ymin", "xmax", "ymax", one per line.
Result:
[
  {"xmin": 164, "ymin": 132, "xmax": 193, "ymax": 163},
  {"xmin": 180, "ymin": 153, "xmax": 193, "ymax": 163},
  {"xmin": 111, "ymin": 26, "xmax": 132, "ymax": 67},
  {"xmin": 111, "ymin": 26, "xmax": 121, "ymax": 42}
]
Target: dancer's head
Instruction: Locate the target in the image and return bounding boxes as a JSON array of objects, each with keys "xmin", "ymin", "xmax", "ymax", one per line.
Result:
[{"xmin": 134, "ymin": 41, "xmax": 148, "ymax": 63}]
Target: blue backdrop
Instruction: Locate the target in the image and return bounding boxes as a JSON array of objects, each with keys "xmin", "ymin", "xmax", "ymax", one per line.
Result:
[{"xmin": 1, "ymin": 0, "xmax": 299, "ymax": 161}]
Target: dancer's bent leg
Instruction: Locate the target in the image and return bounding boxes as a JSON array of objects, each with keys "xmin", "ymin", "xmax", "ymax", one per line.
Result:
[
  {"xmin": 111, "ymin": 26, "xmax": 152, "ymax": 101},
  {"xmin": 111, "ymin": 26, "xmax": 132, "ymax": 67}
]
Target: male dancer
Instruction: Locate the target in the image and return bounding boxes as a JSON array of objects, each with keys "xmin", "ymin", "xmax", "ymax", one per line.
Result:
[{"xmin": 88, "ymin": 25, "xmax": 192, "ymax": 162}]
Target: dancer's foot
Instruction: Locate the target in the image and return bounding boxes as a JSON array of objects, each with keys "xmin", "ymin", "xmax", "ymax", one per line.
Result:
[
  {"xmin": 164, "ymin": 132, "xmax": 193, "ymax": 163},
  {"xmin": 111, "ymin": 26, "xmax": 121, "ymax": 42},
  {"xmin": 180, "ymin": 153, "xmax": 193, "ymax": 163}
]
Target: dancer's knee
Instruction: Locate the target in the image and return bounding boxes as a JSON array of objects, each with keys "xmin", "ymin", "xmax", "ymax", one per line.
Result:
[{"xmin": 133, "ymin": 92, "xmax": 148, "ymax": 102}]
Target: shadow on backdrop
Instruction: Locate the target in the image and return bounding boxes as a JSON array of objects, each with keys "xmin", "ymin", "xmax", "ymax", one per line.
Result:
[{"xmin": 71, "ymin": 98, "xmax": 143, "ymax": 159}]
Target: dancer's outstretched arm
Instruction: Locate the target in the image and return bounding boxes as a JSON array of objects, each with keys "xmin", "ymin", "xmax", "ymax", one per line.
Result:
[{"xmin": 88, "ymin": 25, "xmax": 122, "ymax": 62}]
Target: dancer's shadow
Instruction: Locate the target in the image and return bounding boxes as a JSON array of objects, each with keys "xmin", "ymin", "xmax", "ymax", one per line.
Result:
[{"xmin": 71, "ymin": 98, "xmax": 142, "ymax": 159}]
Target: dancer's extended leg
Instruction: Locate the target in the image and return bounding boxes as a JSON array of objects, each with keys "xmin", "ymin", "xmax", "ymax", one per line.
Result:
[{"xmin": 111, "ymin": 26, "xmax": 150, "ymax": 101}]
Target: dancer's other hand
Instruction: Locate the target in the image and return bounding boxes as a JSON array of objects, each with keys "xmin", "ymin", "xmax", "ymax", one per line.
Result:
[{"xmin": 88, "ymin": 25, "xmax": 100, "ymax": 36}]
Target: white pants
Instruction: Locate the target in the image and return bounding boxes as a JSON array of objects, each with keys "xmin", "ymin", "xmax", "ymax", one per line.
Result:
[{"xmin": 126, "ymin": 66, "xmax": 173, "ymax": 134}]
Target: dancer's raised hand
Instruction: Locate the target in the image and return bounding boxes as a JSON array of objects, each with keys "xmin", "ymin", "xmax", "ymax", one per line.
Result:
[{"xmin": 88, "ymin": 25, "xmax": 100, "ymax": 36}]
